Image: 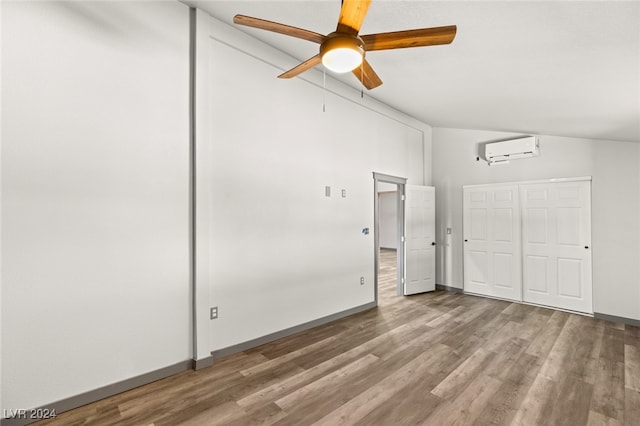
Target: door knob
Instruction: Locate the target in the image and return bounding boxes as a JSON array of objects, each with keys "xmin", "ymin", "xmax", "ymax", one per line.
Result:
[
  {"xmin": 431, "ymin": 242, "xmax": 436, "ymax": 246},
  {"xmin": 464, "ymin": 239, "xmax": 468, "ymax": 242},
  {"xmin": 585, "ymin": 245, "xmax": 590, "ymax": 249}
]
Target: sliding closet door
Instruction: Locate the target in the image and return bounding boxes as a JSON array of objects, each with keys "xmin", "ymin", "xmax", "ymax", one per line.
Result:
[
  {"xmin": 463, "ymin": 185, "xmax": 522, "ymax": 301},
  {"xmin": 520, "ymin": 180, "xmax": 592, "ymax": 313}
]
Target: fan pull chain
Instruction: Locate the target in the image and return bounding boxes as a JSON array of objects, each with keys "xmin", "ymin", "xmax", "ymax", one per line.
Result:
[
  {"xmin": 323, "ymin": 66, "xmax": 326, "ymax": 113},
  {"xmin": 361, "ymin": 64, "xmax": 364, "ymax": 98}
]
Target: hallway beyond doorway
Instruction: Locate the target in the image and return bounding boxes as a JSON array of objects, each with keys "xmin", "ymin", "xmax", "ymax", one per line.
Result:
[{"xmin": 378, "ymin": 248, "xmax": 398, "ymax": 305}]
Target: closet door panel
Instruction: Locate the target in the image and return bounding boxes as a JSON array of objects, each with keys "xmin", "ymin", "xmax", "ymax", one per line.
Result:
[
  {"xmin": 463, "ymin": 185, "xmax": 521, "ymax": 301},
  {"xmin": 521, "ymin": 181, "xmax": 592, "ymax": 313}
]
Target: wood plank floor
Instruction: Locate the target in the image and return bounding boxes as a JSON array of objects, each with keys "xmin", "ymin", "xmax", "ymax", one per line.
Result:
[{"xmin": 37, "ymin": 248, "xmax": 640, "ymax": 425}]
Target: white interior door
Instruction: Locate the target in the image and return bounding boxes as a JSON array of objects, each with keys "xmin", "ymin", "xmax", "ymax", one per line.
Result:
[
  {"xmin": 404, "ymin": 185, "xmax": 435, "ymax": 295},
  {"xmin": 463, "ymin": 185, "xmax": 522, "ymax": 301},
  {"xmin": 521, "ymin": 180, "xmax": 592, "ymax": 313}
]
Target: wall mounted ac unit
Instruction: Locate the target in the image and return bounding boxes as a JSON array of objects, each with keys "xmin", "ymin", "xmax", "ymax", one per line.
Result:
[{"xmin": 485, "ymin": 136, "xmax": 539, "ymax": 165}]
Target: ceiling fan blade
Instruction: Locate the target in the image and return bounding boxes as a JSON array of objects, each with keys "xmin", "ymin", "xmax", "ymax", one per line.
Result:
[
  {"xmin": 233, "ymin": 15, "xmax": 326, "ymax": 44},
  {"xmin": 352, "ymin": 59, "xmax": 383, "ymax": 90},
  {"xmin": 361, "ymin": 25, "xmax": 457, "ymax": 51},
  {"xmin": 336, "ymin": 0, "xmax": 372, "ymax": 35},
  {"xmin": 278, "ymin": 54, "xmax": 322, "ymax": 79}
]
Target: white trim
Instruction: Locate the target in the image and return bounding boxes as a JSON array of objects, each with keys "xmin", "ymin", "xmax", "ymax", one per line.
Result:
[
  {"xmin": 463, "ymin": 176, "xmax": 592, "ymax": 189},
  {"xmin": 373, "ymin": 172, "xmax": 407, "ymax": 185},
  {"xmin": 373, "ymin": 173, "xmax": 407, "ymax": 300},
  {"xmin": 192, "ymin": 7, "xmax": 213, "ymax": 363}
]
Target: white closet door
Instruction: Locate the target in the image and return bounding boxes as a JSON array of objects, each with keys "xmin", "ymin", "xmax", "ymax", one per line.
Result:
[
  {"xmin": 463, "ymin": 185, "xmax": 522, "ymax": 301},
  {"xmin": 404, "ymin": 185, "xmax": 435, "ymax": 295},
  {"xmin": 521, "ymin": 180, "xmax": 592, "ymax": 313}
]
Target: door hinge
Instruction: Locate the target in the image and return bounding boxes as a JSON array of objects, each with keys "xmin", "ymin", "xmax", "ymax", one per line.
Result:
[
  {"xmin": 401, "ymin": 195, "xmax": 406, "ymax": 201},
  {"xmin": 401, "ymin": 236, "xmax": 405, "ymax": 243},
  {"xmin": 401, "ymin": 277, "xmax": 405, "ymax": 284}
]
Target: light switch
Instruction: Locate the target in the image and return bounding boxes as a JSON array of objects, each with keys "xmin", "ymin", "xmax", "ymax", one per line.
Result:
[
  {"xmin": 341, "ymin": 189, "xmax": 347, "ymax": 198},
  {"xmin": 325, "ymin": 186, "xmax": 331, "ymax": 197},
  {"xmin": 447, "ymin": 227, "xmax": 452, "ymax": 235}
]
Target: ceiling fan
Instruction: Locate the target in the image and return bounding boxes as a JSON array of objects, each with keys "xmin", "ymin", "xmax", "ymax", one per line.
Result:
[{"xmin": 233, "ymin": 0, "xmax": 457, "ymax": 90}]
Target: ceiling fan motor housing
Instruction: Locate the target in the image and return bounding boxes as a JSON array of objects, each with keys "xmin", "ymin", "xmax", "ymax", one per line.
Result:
[{"xmin": 320, "ymin": 32, "xmax": 366, "ymax": 72}]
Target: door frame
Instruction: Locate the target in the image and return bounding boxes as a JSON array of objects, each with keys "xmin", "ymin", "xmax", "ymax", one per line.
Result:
[{"xmin": 373, "ymin": 172, "xmax": 406, "ymax": 303}]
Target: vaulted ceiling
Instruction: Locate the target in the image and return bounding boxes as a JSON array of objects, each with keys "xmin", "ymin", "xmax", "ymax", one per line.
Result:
[{"xmin": 189, "ymin": 1, "xmax": 640, "ymax": 143}]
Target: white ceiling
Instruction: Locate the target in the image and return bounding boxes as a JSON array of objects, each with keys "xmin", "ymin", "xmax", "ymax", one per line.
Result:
[{"xmin": 190, "ymin": 1, "xmax": 640, "ymax": 142}]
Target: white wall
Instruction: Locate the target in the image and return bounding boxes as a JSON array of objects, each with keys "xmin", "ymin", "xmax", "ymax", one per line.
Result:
[
  {"xmin": 432, "ymin": 127, "xmax": 640, "ymax": 321},
  {"xmin": 379, "ymin": 192, "xmax": 398, "ymax": 249},
  {"xmin": 1, "ymin": 1, "xmax": 191, "ymax": 411},
  {"xmin": 201, "ymin": 16, "xmax": 430, "ymax": 352}
]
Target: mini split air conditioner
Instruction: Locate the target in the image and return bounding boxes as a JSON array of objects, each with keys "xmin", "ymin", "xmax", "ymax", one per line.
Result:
[{"xmin": 484, "ymin": 136, "xmax": 539, "ymax": 166}]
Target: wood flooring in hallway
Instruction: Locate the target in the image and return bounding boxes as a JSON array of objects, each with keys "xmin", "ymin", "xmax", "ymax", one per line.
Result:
[{"xmin": 36, "ymin": 248, "xmax": 640, "ymax": 425}]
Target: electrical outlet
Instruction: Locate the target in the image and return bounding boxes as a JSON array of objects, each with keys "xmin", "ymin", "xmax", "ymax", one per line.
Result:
[
  {"xmin": 360, "ymin": 276, "xmax": 365, "ymax": 285},
  {"xmin": 210, "ymin": 306, "xmax": 218, "ymax": 320}
]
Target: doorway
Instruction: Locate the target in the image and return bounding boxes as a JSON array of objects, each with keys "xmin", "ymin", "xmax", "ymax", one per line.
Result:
[
  {"xmin": 378, "ymin": 184, "xmax": 402, "ymax": 302},
  {"xmin": 373, "ymin": 172, "xmax": 406, "ymax": 304}
]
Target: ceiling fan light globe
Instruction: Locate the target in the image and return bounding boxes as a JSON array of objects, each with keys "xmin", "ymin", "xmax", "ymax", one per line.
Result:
[
  {"xmin": 322, "ymin": 47, "xmax": 363, "ymax": 73},
  {"xmin": 319, "ymin": 33, "xmax": 365, "ymax": 74}
]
